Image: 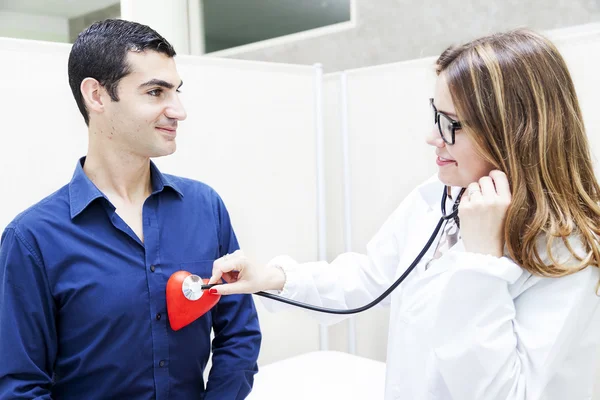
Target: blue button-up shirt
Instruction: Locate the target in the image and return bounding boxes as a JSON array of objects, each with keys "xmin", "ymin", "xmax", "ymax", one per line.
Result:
[{"xmin": 0, "ymin": 158, "xmax": 261, "ymax": 399}]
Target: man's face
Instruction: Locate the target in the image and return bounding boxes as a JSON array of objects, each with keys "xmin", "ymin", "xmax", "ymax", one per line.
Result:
[{"xmin": 101, "ymin": 51, "xmax": 187, "ymax": 158}]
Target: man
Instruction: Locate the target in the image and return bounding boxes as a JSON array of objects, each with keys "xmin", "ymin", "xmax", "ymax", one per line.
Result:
[{"xmin": 0, "ymin": 19, "xmax": 261, "ymax": 399}]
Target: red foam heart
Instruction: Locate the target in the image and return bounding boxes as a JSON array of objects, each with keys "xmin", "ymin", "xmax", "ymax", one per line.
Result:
[{"xmin": 166, "ymin": 270, "xmax": 220, "ymax": 331}]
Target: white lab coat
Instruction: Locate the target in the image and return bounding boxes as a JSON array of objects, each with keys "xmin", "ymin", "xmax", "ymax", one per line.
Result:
[{"xmin": 264, "ymin": 175, "xmax": 600, "ymax": 399}]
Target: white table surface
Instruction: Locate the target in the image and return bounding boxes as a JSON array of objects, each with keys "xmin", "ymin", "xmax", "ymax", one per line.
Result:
[{"xmin": 247, "ymin": 350, "xmax": 386, "ymax": 400}]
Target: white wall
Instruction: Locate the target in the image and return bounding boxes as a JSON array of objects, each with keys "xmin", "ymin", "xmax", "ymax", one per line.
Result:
[
  {"xmin": 0, "ymin": 11, "xmax": 69, "ymax": 43},
  {"xmin": 121, "ymin": 0, "xmax": 190, "ymax": 54}
]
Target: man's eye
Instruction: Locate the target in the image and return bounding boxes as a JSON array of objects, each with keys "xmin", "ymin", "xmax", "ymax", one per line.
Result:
[{"xmin": 148, "ymin": 89, "xmax": 162, "ymax": 97}]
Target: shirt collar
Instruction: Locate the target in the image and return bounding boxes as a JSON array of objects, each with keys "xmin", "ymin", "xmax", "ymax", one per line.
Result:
[
  {"xmin": 149, "ymin": 160, "xmax": 183, "ymax": 198},
  {"xmin": 68, "ymin": 157, "xmax": 183, "ymax": 219}
]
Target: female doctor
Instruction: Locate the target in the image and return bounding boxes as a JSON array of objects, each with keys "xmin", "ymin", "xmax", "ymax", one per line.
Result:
[{"xmin": 209, "ymin": 29, "xmax": 600, "ymax": 399}]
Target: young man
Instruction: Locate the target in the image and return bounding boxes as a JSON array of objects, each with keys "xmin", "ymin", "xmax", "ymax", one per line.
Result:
[{"xmin": 0, "ymin": 19, "xmax": 261, "ymax": 399}]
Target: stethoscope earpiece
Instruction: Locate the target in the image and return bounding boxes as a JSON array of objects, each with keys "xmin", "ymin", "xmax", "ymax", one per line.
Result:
[{"xmin": 441, "ymin": 186, "xmax": 466, "ymax": 228}]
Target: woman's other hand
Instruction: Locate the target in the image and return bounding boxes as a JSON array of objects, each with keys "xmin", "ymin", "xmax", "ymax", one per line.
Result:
[{"xmin": 459, "ymin": 170, "xmax": 512, "ymax": 257}]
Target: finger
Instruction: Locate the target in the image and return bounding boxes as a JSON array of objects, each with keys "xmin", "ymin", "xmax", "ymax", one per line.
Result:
[
  {"xmin": 208, "ymin": 274, "xmax": 222, "ymax": 285},
  {"xmin": 489, "ymin": 170, "xmax": 511, "ymax": 200},
  {"xmin": 210, "ymin": 254, "xmax": 241, "ymax": 284},
  {"xmin": 478, "ymin": 176, "xmax": 495, "ymax": 198},
  {"xmin": 467, "ymin": 182, "xmax": 482, "ymax": 201},
  {"xmin": 211, "ymin": 280, "xmax": 254, "ymax": 296},
  {"xmin": 231, "ymin": 249, "xmax": 244, "ymax": 257},
  {"xmin": 214, "ymin": 254, "xmax": 244, "ymax": 273},
  {"xmin": 221, "ymin": 271, "xmax": 240, "ymax": 284},
  {"xmin": 208, "ymin": 261, "xmax": 224, "ymax": 285}
]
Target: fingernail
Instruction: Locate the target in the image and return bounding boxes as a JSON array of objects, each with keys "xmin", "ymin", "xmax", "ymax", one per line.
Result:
[{"xmin": 209, "ymin": 289, "xmax": 218, "ymax": 295}]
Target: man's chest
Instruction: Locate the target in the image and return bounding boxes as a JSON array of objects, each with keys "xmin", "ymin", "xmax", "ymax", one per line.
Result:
[{"xmin": 42, "ymin": 204, "xmax": 222, "ymax": 313}]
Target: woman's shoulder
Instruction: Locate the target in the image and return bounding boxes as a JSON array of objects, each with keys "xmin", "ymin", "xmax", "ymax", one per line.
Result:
[
  {"xmin": 513, "ymin": 233, "xmax": 600, "ymax": 298},
  {"xmin": 535, "ymin": 232, "xmax": 596, "ymax": 271}
]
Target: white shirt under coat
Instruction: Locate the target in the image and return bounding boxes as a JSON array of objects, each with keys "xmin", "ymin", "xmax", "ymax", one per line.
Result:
[{"xmin": 264, "ymin": 175, "xmax": 600, "ymax": 400}]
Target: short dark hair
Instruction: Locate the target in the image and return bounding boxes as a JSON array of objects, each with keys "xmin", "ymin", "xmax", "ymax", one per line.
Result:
[{"xmin": 68, "ymin": 19, "xmax": 176, "ymax": 125}]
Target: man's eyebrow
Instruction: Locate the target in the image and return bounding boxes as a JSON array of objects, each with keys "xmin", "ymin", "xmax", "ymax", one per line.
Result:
[{"xmin": 139, "ymin": 79, "xmax": 184, "ymax": 90}]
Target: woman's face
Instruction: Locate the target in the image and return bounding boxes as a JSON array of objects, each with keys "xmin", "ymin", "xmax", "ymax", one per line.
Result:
[{"xmin": 426, "ymin": 73, "xmax": 495, "ymax": 187}]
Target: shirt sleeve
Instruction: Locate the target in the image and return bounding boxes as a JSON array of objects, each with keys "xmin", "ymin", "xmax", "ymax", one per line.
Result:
[
  {"xmin": 431, "ymin": 251, "xmax": 600, "ymax": 400},
  {"xmin": 0, "ymin": 226, "xmax": 57, "ymax": 399},
  {"xmin": 204, "ymin": 195, "xmax": 261, "ymax": 400}
]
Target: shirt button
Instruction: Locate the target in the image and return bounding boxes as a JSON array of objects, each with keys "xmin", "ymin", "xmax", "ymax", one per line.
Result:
[
  {"xmin": 156, "ymin": 313, "xmax": 161, "ymax": 320},
  {"xmin": 150, "ymin": 265, "xmax": 156, "ymax": 272},
  {"xmin": 159, "ymin": 360, "xmax": 165, "ymax": 367}
]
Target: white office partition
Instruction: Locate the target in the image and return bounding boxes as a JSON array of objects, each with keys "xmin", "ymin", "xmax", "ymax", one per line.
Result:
[
  {"xmin": 0, "ymin": 39, "xmax": 89, "ymax": 229},
  {"xmin": 323, "ymin": 58, "xmax": 439, "ymax": 362},
  {"xmin": 550, "ymin": 26, "xmax": 600, "ymax": 400},
  {"xmin": 154, "ymin": 56, "xmax": 325, "ymax": 365},
  {"xmin": 552, "ymin": 31, "xmax": 600, "ymax": 175},
  {"xmin": 322, "ymin": 72, "xmax": 357, "ymax": 354},
  {"xmin": 323, "ymin": 73, "xmax": 345, "ymax": 264},
  {"xmin": 0, "ymin": 37, "xmax": 322, "ymax": 366}
]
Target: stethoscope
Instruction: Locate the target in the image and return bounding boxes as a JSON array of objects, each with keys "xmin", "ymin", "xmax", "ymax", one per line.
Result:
[
  {"xmin": 170, "ymin": 186, "xmax": 467, "ymax": 330},
  {"xmin": 246, "ymin": 186, "xmax": 467, "ymax": 315}
]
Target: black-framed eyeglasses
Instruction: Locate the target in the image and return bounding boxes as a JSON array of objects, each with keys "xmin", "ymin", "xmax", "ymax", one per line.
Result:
[{"xmin": 430, "ymin": 98, "xmax": 462, "ymax": 145}]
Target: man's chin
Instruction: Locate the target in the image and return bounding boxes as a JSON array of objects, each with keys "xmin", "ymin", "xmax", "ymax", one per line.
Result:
[{"xmin": 149, "ymin": 145, "xmax": 177, "ymax": 159}]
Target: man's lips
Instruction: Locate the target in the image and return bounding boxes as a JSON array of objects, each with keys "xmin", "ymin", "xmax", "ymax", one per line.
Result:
[{"xmin": 156, "ymin": 126, "xmax": 177, "ymax": 133}]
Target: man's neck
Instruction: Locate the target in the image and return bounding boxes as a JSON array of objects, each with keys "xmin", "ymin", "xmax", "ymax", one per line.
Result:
[{"xmin": 83, "ymin": 146, "xmax": 153, "ymax": 205}]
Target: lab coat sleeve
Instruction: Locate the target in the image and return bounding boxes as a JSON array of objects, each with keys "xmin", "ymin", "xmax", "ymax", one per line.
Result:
[
  {"xmin": 431, "ymin": 251, "xmax": 599, "ymax": 400},
  {"xmin": 260, "ymin": 185, "xmax": 422, "ymax": 325}
]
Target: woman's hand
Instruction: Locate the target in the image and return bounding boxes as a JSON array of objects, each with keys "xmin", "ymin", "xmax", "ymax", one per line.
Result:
[
  {"xmin": 208, "ymin": 250, "xmax": 286, "ymax": 295},
  {"xmin": 459, "ymin": 170, "xmax": 512, "ymax": 257}
]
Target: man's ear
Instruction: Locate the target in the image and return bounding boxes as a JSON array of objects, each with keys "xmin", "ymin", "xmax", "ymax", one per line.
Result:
[{"xmin": 80, "ymin": 78, "xmax": 105, "ymax": 115}]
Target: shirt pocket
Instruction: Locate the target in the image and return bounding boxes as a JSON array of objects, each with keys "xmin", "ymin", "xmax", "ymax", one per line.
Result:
[
  {"xmin": 180, "ymin": 260, "xmax": 215, "ymax": 280},
  {"xmin": 160, "ymin": 260, "xmax": 215, "ymax": 282}
]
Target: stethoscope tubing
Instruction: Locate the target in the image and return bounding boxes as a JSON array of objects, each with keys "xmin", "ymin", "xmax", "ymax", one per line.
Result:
[{"xmin": 253, "ymin": 187, "xmax": 465, "ymax": 314}]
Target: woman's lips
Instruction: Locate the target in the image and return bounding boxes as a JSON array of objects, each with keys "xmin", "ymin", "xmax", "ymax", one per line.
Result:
[{"xmin": 436, "ymin": 156, "xmax": 456, "ymax": 166}]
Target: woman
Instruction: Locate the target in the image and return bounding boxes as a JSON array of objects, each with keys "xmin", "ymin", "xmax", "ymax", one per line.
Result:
[{"xmin": 209, "ymin": 29, "xmax": 600, "ymax": 399}]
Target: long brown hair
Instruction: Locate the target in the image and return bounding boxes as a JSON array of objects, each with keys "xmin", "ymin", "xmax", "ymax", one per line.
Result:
[{"xmin": 436, "ymin": 29, "xmax": 600, "ymax": 277}]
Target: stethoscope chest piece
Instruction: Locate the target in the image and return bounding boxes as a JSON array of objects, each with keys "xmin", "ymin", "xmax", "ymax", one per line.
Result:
[{"xmin": 166, "ymin": 270, "xmax": 221, "ymax": 331}]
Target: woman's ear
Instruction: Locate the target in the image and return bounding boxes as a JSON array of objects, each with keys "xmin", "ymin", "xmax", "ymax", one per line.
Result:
[{"xmin": 80, "ymin": 78, "xmax": 105, "ymax": 116}]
